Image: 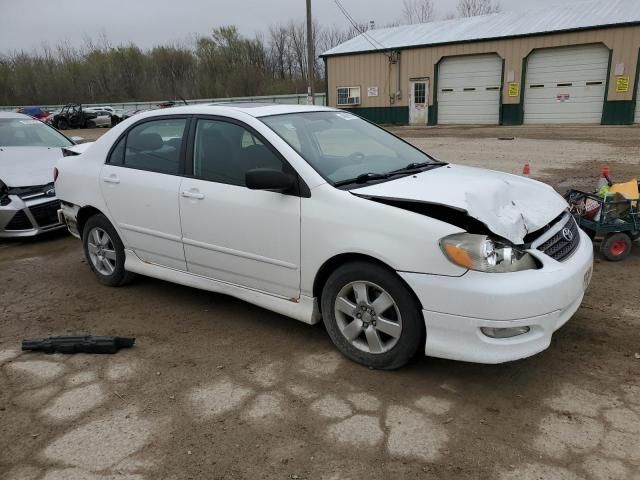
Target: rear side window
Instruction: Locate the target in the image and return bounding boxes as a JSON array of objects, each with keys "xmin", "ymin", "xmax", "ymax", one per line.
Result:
[
  {"xmin": 109, "ymin": 136, "xmax": 125, "ymax": 165},
  {"xmin": 110, "ymin": 118, "xmax": 187, "ymax": 174}
]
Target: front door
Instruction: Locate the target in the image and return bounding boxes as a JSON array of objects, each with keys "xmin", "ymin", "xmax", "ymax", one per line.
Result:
[
  {"xmin": 100, "ymin": 117, "xmax": 188, "ymax": 270},
  {"xmin": 409, "ymin": 79, "xmax": 429, "ymax": 125},
  {"xmin": 179, "ymin": 117, "xmax": 301, "ymax": 299}
]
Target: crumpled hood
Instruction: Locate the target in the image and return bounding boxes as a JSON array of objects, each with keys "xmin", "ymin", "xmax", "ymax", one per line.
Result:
[
  {"xmin": 353, "ymin": 164, "xmax": 568, "ymax": 244},
  {"xmin": 0, "ymin": 147, "xmax": 63, "ymax": 187}
]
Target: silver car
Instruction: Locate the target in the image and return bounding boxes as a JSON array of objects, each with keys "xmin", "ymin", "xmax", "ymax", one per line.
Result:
[{"xmin": 0, "ymin": 112, "xmax": 75, "ymax": 237}]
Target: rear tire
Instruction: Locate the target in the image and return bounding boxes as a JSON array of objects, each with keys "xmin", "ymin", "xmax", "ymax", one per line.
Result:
[
  {"xmin": 600, "ymin": 232, "xmax": 632, "ymax": 261},
  {"xmin": 321, "ymin": 262, "xmax": 423, "ymax": 370},
  {"xmin": 82, "ymin": 214, "xmax": 135, "ymax": 286}
]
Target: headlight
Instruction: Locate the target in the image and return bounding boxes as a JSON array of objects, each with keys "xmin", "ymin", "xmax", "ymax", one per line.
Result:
[{"xmin": 440, "ymin": 233, "xmax": 538, "ymax": 273}]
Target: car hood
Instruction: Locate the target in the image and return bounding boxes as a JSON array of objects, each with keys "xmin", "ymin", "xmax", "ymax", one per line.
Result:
[
  {"xmin": 0, "ymin": 147, "xmax": 63, "ymax": 187},
  {"xmin": 352, "ymin": 164, "xmax": 568, "ymax": 244}
]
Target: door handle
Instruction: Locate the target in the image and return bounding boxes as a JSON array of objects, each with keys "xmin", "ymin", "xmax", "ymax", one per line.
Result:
[
  {"xmin": 102, "ymin": 175, "xmax": 120, "ymax": 184},
  {"xmin": 181, "ymin": 190, "xmax": 205, "ymax": 200}
]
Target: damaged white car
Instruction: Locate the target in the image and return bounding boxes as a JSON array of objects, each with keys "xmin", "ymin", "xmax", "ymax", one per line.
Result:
[{"xmin": 55, "ymin": 105, "xmax": 593, "ymax": 369}]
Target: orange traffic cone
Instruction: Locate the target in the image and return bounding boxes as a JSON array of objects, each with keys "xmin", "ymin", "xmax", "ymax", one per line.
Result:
[{"xmin": 522, "ymin": 163, "xmax": 531, "ymax": 175}]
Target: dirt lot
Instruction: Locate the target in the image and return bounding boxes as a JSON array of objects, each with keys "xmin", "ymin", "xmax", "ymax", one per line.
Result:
[{"xmin": 1, "ymin": 126, "xmax": 639, "ymax": 480}]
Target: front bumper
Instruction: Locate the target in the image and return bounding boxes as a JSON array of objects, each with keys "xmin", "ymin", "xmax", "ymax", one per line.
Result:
[
  {"xmin": 0, "ymin": 194, "xmax": 64, "ymax": 238},
  {"xmin": 400, "ymin": 229, "xmax": 594, "ymax": 364}
]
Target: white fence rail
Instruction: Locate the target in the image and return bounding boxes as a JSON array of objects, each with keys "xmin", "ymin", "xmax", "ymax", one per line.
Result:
[{"xmin": 0, "ymin": 93, "xmax": 327, "ymax": 112}]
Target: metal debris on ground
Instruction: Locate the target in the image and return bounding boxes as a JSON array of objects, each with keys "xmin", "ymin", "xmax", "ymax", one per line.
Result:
[{"xmin": 21, "ymin": 335, "xmax": 135, "ymax": 354}]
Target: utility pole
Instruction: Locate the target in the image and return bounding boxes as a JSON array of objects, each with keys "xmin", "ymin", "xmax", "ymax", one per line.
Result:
[{"xmin": 306, "ymin": 0, "xmax": 315, "ymax": 105}]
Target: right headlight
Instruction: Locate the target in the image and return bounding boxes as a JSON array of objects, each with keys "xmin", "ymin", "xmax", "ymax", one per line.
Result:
[{"xmin": 440, "ymin": 233, "xmax": 538, "ymax": 273}]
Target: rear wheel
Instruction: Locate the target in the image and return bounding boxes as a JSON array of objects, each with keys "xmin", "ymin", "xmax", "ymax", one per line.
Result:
[
  {"xmin": 600, "ymin": 232, "xmax": 632, "ymax": 261},
  {"xmin": 321, "ymin": 262, "xmax": 423, "ymax": 370},
  {"xmin": 82, "ymin": 214, "xmax": 135, "ymax": 286}
]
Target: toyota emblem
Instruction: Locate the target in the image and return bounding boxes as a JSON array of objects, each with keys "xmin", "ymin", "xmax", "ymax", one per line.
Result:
[
  {"xmin": 45, "ymin": 188, "xmax": 55, "ymax": 196},
  {"xmin": 562, "ymin": 227, "xmax": 574, "ymax": 242}
]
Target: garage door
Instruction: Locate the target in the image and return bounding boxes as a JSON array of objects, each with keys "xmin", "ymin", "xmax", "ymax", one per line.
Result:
[
  {"xmin": 524, "ymin": 45, "xmax": 609, "ymax": 124},
  {"xmin": 438, "ymin": 54, "xmax": 502, "ymax": 124}
]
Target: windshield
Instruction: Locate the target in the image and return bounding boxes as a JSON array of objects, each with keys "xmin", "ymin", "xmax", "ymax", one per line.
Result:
[
  {"xmin": 0, "ymin": 118, "xmax": 73, "ymax": 147},
  {"xmin": 261, "ymin": 111, "xmax": 437, "ymax": 185}
]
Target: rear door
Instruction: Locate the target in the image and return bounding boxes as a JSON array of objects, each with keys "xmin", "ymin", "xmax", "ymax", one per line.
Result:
[
  {"xmin": 100, "ymin": 116, "xmax": 188, "ymax": 270},
  {"xmin": 178, "ymin": 117, "xmax": 301, "ymax": 298}
]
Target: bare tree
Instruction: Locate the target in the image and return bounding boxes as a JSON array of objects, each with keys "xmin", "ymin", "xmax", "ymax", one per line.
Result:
[
  {"xmin": 456, "ymin": 0, "xmax": 501, "ymax": 17},
  {"xmin": 402, "ymin": 0, "xmax": 435, "ymax": 24}
]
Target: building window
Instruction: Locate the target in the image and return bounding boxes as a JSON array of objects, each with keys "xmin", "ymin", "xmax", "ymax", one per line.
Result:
[
  {"xmin": 414, "ymin": 83, "xmax": 426, "ymax": 104},
  {"xmin": 337, "ymin": 86, "xmax": 361, "ymax": 106}
]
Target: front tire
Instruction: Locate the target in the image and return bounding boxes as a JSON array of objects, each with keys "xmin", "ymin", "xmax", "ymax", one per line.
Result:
[
  {"xmin": 82, "ymin": 214, "xmax": 135, "ymax": 286},
  {"xmin": 321, "ymin": 262, "xmax": 423, "ymax": 370}
]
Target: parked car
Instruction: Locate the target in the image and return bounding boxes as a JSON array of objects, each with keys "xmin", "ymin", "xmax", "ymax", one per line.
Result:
[
  {"xmin": 84, "ymin": 107, "xmax": 124, "ymax": 127},
  {"xmin": 16, "ymin": 106, "xmax": 50, "ymax": 121},
  {"xmin": 83, "ymin": 109, "xmax": 112, "ymax": 128},
  {"xmin": 44, "ymin": 109, "xmax": 60, "ymax": 126},
  {"xmin": 0, "ymin": 112, "xmax": 81, "ymax": 237},
  {"xmin": 55, "ymin": 104, "xmax": 593, "ymax": 369},
  {"xmin": 52, "ymin": 104, "xmax": 98, "ymax": 130},
  {"xmin": 120, "ymin": 109, "xmax": 150, "ymax": 121}
]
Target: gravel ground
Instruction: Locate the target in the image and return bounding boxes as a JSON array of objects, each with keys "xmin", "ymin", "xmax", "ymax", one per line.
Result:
[{"xmin": 1, "ymin": 125, "xmax": 639, "ymax": 480}]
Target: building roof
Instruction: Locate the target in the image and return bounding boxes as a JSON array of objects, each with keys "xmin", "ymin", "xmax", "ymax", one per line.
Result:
[{"xmin": 321, "ymin": 0, "xmax": 640, "ymax": 57}]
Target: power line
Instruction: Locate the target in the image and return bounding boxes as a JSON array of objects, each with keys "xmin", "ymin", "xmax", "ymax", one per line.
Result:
[{"xmin": 333, "ymin": 0, "xmax": 390, "ymax": 55}]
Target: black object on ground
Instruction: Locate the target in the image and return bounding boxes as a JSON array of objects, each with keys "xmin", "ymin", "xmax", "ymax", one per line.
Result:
[{"xmin": 22, "ymin": 336, "xmax": 135, "ymax": 354}]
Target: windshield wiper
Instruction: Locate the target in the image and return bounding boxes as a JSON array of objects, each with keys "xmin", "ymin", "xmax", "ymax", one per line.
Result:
[
  {"xmin": 333, "ymin": 172, "xmax": 390, "ymax": 187},
  {"xmin": 388, "ymin": 161, "xmax": 446, "ymax": 175},
  {"xmin": 333, "ymin": 161, "xmax": 447, "ymax": 188}
]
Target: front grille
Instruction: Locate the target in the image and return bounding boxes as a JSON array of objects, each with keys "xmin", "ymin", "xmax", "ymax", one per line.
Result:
[
  {"xmin": 537, "ymin": 215, "xmax": 580, "ymax": 262},
  {"xmin": 29, "ymin": 200, "xmax": 61, "ymax": 227},
  {"xmin": 5, "ymin": 210, "xmax": 33, "ymax": 230}
]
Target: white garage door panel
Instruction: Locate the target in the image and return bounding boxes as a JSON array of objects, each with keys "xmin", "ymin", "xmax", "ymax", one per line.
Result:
[
  {"xmin": 524, "ymin": 45, "xmax": 609, "ymax": 124},
  {"xmin": 438, "ymin": 54, "xmax": 502, "ymax": 125}
]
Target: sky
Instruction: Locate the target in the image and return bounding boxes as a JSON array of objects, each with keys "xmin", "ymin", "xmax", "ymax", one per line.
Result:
[{"xmin": 0, "ymin": 0, "xmax": 594, "ymax": 53}]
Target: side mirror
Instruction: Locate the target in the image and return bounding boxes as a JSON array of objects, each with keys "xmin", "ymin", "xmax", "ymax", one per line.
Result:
[
  {"xmin": 70, "ymin": 136, "xmax": 85, "ymax": 144},
  {"xmin": 245, "ymin": 168, "xmax": 295, "ymax": 192}
]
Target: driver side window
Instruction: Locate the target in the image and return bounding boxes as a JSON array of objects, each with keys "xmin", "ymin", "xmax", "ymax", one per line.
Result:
[{"xmin": 192, "ymin": 119, "xmax": 286, "ymax": 187}]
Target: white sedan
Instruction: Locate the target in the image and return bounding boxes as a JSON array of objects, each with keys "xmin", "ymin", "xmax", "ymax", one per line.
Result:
[{"xmin": 55, "ymin": 104, "xmax": 593, "ymax": 369}]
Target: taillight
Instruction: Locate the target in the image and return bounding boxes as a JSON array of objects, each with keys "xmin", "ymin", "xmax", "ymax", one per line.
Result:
[{"xmin": 53, "ymin": 167, "xmax": 59, "ymax": 181}]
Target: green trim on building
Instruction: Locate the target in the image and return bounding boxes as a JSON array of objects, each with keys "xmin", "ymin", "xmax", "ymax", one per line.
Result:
[
  {"xmin": 601, "ymin": 101, "xmax": 636, "ymax": 125},
  {"xmin": 600, "ymin": 49, "xmax": 614, "ymax": 124},
  {"xmin": 428, "ymin": 61, "xmax": 440, "ymax": 125},
  {"xmin": 498, "ymin": 59, "xmax": 506, "ymax": 125},
  {"xmin": 599, "ymin": 47, "xmax": 634, "ymax": 124},
  {"xmin": 346, "ymin": 106, "xmax": 409, "ymax": 124},
  {"xmin": 501, "ymin": 104, "xmax": 524, "ymax": 125},
  {"xmin": 632, "ymin": 48, "xmax": 640, "ymax": 122}
]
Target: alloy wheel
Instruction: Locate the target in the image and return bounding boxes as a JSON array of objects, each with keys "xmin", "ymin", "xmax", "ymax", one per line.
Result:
[
  {"xmin": 334, "ymin": 281, "xmax": 402, "ymax": 354},
  {"xmin": 87, "ymin": 227, "xmax": 117, "ymax": 276}
]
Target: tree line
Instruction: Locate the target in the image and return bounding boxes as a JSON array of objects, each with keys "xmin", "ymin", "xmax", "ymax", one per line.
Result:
[{"xmin": 0, "ymin": 0, "xmax": 501, "ymax": 106}]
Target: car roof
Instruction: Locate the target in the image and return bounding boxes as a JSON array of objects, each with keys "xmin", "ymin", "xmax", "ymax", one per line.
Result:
[
  {"xmin": 0, "ymin": 111, "xmax": 34, "ymax": 120},
  {"xmin": 139, "ymin": 103, "xmax": 338, "ymax": 119}
]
